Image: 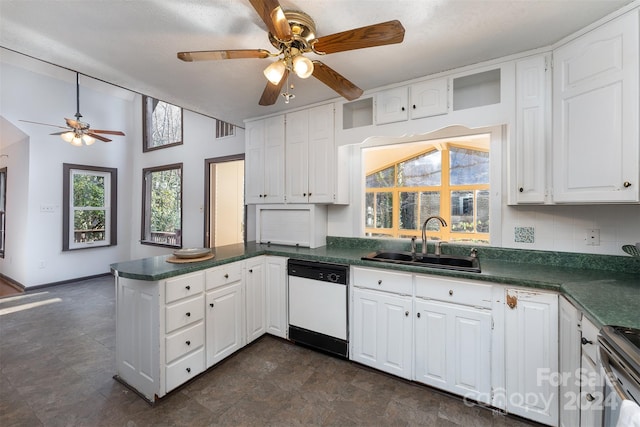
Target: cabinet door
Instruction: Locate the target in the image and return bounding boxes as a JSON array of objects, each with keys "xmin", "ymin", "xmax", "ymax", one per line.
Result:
[
  {"xmin": 245, "ymin": 258, "xmax": 266, "ymax": 343},
  {"xmin": 559, "ymin": 296, "xmax": 581, "ymax": 427},
  {"xmin": 307, "ymin": 104, "xmax": 335, "ymax": 203},
  {"xmin": 579, "ymin": 355, "xmax": 603, "ymax": 427},
  {"xmin": 505, "ymin": 289, "xmax": 559, "ymax": 425},
  {"xmin": 513, "ymin": 54, "xmax": 549, "ymax": 204},
  {"xmin": 553, "ymin": 11, "xmax": 639, "ymax": 203},
  {"xmin": 205, "ymin": 281, "xmax": 244, "ymax": 367},
  {"xmin": 376, "ymin": 87, "xmax": 408, "ymax": 124},
  {"xmin": 415, "ymin": 299, "xmax": 491, "ymax": 403},
  {"xmin": 265, "ymin": 256, "xmax": 287, "ymax": 338},
  {"xmin": 352, "ymin": 288, "xmax": 412, "ymax": 379},
  {"xmin": 285, "ymin": 109, "xmax": 310, "ymax": 203},
  {"xmin": 244, "ymin": 120, "xmax": 265, "ymax": 204},
  {"xmin": 410, "ymin": 79, "xmax": 448, "ymax": 119},
  {"xmin": 263, "ymin": 115, "xmax": 285, "ymax": 203}
]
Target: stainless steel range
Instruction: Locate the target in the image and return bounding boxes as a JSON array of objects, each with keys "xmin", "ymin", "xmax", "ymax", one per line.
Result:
[{"xmin": 598, "ymin": 325, "xmax": 640, "ymax": 426}]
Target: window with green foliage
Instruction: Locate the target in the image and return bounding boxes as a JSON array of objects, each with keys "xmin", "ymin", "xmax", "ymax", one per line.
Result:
[
  {"xmin": 143, "ymin": 96, "xmax": 183, "ymax": 151},
  {"xmin": 365, "ymin": 143, "xmax": 490, "ymax": 243},
  {"xmin": 141, "ymin": 164, "xmax": 182, "ymax": 247},
  {"xmin": 63, "ymin": 164, "xmax": 117, "ymax": 251}
]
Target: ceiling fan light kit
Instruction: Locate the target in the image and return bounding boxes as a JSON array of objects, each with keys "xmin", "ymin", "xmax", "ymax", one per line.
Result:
[{"xmin": 177, "ymin": 0, "xmax": 405, "ymax": 106}]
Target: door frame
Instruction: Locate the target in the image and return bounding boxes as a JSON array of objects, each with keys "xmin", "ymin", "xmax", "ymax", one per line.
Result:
[{"xmin": 203, "ymin": 154, "xmax": 245, "ymax": 248}]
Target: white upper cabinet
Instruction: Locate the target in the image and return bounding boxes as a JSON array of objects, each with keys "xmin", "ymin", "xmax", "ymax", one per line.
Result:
[
  {"xmin": 245, "ymin": 115, "xmax": 285, "ymax": 204},
  {"xmin": 376, "ymin": 78, "xmax": 448, "ymax": 125},
  {"xmin": 552, "ymin": 10, "xmax": 639, "ymax": 203},
  {"xmin": 512, "ymin": 54, "xmax": 550, "ymax": 204},
  {"xmin": 285, "ymin": 104, "xmax": 335, "ymax": 204}
]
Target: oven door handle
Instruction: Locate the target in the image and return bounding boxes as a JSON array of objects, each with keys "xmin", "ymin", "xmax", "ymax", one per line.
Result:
[{"xmin": 599, "ymin": 346, "xmax": 633, "ymax": 401}]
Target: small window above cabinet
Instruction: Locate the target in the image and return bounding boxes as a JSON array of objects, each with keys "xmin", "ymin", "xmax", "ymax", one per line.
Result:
[{"xmin": 375, "ymin": 78, "xmax": 448, "ymax": 125}]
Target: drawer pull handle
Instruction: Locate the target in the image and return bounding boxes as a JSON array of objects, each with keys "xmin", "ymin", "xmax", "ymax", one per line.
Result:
[
  {"xmin": 585, "ymin": 393, "xmax": 595, "ymax": 402},
  {"xmin": 186, "ymin": 312, "xmax": 191, "ymax": 317},
  {"xmin": 185, "ymin": 285, "xmax": 191, "ymax": 290},
  {"xmin": 186, "ymin": 340, "xmax": 191, "ymax": 346},
  {"xmin": 581, "ymin": 337, "xmax": 593, "ymax": 345},
  {"xmin": 186, "ymin": 367, "xmax": 191, "ymax": 373},
  {"xmin": 417, "ymin": 312, "xmax": 421, "ymax": 318},
  {"xmin": 209, "ymin": 303, "xmax": 214, "ymax": 308},
  {"xmin": 224, "ymin": 274, "xmax": 229, "ymax": 279},
  {"xmin": 378, "ymin": 280, "xmax": 382, "ymax": 285},
  {"xmin": 449, "ymin": 290, "xmax": 453, "ymax": 296}
]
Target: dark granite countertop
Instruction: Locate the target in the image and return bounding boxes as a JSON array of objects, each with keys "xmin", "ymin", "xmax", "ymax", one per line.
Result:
[{"xmin": 110, "ymin": 238, "xmax": 640, "ymax": 329}]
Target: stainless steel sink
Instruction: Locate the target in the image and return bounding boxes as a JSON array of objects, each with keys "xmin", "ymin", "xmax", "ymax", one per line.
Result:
[{"xmin": 361, "ymin": 251, "xmax": 481, "ymax": 273}]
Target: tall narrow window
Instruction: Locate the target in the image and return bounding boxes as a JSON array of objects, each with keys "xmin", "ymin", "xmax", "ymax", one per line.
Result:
[
  {"xmin": 0, "ymin": 167, "xmax": 6, "ymax": 258},
  {"xmin": 63, "ymin": 164, "xmax": 117, "ymax": 251},
  {"xmin": 143, "ymin": 96, "xmax": 183, "ymax": 151},
  {"xmin": 141, "ymin": 164, "xmax": 183, "ymax": 247}
]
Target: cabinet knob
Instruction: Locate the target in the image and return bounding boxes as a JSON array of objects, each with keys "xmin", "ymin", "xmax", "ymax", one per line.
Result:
[
  {"xmin": 249, "ymin": 269, "xmax": 253, "ymax": 273},
  {"xmin": 259, "ymin": 194, "xmax": 263, "ymax": 198},
  {"xmin": 185, "ymin": 285, "xmax": 190, "ymax": 290},
  {"xmin": 519, "ymin": 187, "xmax": 524, "ymax": 193},
  {"xmin": 449, "ymin": 290, "xmax": 454, "ymax": 296},
  {"xmin": 412, "ymin": 104, "xmax": 416, "ymax": 109},
  {"xmin": 303, "ymin": 193, "xmax": 307, "ymax": 197},
  {"xmin": 186, "ymin": 312, "xmax": 191, "ymax": 317},
  {"xmin": 224, "ymin": 274, "xmax": 229, "ymax": 279},
  {"xmin": 585, "ymin": 393, "xmax": 595, "ymax": 402},
  {"xmin": 186, "ymin": 340, "xmax": 191, "ymax": 346},
  {"xmin": 417, "ymin": 312, "xmax": 421, "ymax": 318},
  {"xmin": 377, "ymin": 280, "xmax": 382, "ymax": 285},
  {"xmin": 623, "ymin": 181, "xmax": 632, "ymax": 188},
  {"xmin": 308, "ymin": 192, "xmax": 312, "ymax": 196},
  {"xmin": 186, "ymin": 367, "xmax": 191, "ymax": 373},
  {"xmin": 209, "ymin": 303, "xmax": 214, "ymax": 308},
  {"xmin": 405, "ymin": 311, "xmax": 409, "ymax": 317},
  {"xmin": 581, "ymin": 337, "xmax": 593, "ymax": 345},
  {"xmin": 401, "ymin": 106, "xmax": 405, "ymax": 111}
]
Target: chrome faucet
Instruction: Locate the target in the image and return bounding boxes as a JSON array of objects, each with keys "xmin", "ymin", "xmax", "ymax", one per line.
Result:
[{"xmin": 421, "ymin": 216, "xmax": 448, "ymax": 256}]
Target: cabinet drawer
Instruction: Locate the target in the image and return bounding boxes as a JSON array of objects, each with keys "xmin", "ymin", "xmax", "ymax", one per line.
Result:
[
  {"xmin": 352, "ymin": 267, "xmax": 412, "ymax": 295},
  {"xmin": 165, "ymin": 296, "xmax": 204, "ymax": 334},
  {"xmin": 205, "ymin": 262, "xmax": 243, "ymax": 291},
  {"xmin": 165, "ymin": 272, "xmax": 204, "ymax": 304},
  {"xmin": 581, "ymin": 315, "xmax": 599, "ymax": 363},
  {"xmin": 415, "ymin": 275, "xmax": 492, "ymax": 308},
  {"xmin": 165, "ymin": 321, "xmax": 204, "ymax": 364},
  {"xmin": 165, "ymin": 347, "xmax": 204, "ymax": 393}
]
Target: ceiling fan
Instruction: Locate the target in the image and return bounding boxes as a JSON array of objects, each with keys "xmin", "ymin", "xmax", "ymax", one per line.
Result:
[
  {"xmin": 177, "ymin": 0, "xmax": 405, "ymax": 106},
  {"xmin": 20, "ymin": 72, "xmax": 125, "ymax": 146}
]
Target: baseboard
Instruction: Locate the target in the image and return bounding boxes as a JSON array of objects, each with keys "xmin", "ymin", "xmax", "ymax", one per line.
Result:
[
  {"xmin": 25, "ymin": 272, "xmax": 113, "ymax": 291},
  {"xmin": 0, "ymin": 273, "xmax": 25, "ymax": 291}
]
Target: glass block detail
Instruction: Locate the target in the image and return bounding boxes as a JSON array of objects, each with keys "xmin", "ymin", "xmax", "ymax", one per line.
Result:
[{"xmin": 514, "ymin": 226, "xmax": 535, "ymax": 243}]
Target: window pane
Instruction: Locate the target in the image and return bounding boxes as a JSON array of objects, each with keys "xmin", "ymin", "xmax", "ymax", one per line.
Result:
[
  {"xmin": 365, "ymin": 192, "xmax": 393, "ymax": 229},
  {"xmin": 73, "ymin": 174, "xmax": 105, "ymax": 207},
  {"xmin": 450, "ymin": 147, "xmax": 489, "ymax": 185},
  {"xmin": 399, "ymin": 192, "xmax": 417, "ymax": 230},
  {"xmin": 477, "ymin": 190, "xmax": 490, "ymax": 233},
  {"xmin": 144, "ymin": 166, "xmax": 182, "ymax": 247},
  {"xmin": 397, "ymin": 151, "xmax": 441, "ymax": 186},
  {"xmin": 144, "ymin": 97, "xmax": 182, "ymax": 149},
  {"xmin": 366, "ymin": 166, "xmax": 394, "ymax": 188},
  {"xmin": 451, "ymin": 190, "xmax": 475, "ymax": 233},
  {"xmin": 419, "ymin": 192, "xmax": 442, "ymax": 231},
  {"xmin": 74, "ymin": 210, "xmax": 106, "ymax": 243}
]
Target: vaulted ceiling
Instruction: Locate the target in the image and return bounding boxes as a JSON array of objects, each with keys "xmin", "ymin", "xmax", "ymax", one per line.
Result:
[{"xmin": 0, "ymin": 0, "xmax": 633, "ymax": 127}]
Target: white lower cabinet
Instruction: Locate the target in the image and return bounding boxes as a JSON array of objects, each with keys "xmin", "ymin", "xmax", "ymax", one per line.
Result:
[
  {"xmin": 245, "ymin": 256, "xmax": 266, "ymax": 343},
  {"xmin": 504, "ymin": 288, "xmax": 559, "ymax": 426},
  {"xmin": 265, "ymin": 256, "xmax": 288, "ymax": 338},
  {"xmin": 352, "ymin": 287, "xmax": 413, "ymax": 379},
  {"xmin": 205, "ymin": 281, "xmax": 244, "ymax": 367},
  {"xmin": 414, "ymin": 299, "xmax": 492, "ymax": 403},
  {"xmin": 559, "ymin": 296, "xmax": 581, "ymax": 427}
]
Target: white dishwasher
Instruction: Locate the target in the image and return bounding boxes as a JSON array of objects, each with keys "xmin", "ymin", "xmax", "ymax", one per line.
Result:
[{"xmin": 287, "ymin": 259, "xmax": 349, "ymax": 358}]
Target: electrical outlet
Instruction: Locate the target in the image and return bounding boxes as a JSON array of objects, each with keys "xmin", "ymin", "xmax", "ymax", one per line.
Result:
[
  {"xmin": 38, "ymin": 260, "xmax": 46, "ymax": 269},
  {"xmin": 40, "ymin": 204, "xmax": 55, "ymax": 213},
  {"xmin": 586, "ymin": 229, "xmax": 600, "ymax": 246}
]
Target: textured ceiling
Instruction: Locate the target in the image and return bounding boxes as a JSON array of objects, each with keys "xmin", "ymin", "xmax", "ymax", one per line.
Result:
[{"xmin": 0, "ymin": 0, "xmax": 634, "ymax": 127}]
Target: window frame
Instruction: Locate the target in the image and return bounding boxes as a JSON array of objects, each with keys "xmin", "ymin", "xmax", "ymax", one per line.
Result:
[
  {"xmin": 141, "ymin": 163, "xmax": 183, "ymax": 248},
  {"xmin": 62, "ymin": 163, "xmax": 117, "ymax": 251},
  {"xmin": 142, "ymin": 96, "xmax": 184, "ymax": 152},
  {"xmin": 0, "ymin": 167, "xmax": 6, "ymax": 258}
]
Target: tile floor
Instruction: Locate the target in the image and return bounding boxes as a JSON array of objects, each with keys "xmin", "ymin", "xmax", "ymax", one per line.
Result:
[{"xmin": 0, "ymin": 276, "xmax": 541, "ymax": 426}]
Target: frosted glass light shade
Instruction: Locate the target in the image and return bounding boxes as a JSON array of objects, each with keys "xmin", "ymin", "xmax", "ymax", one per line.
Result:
[
  {"xmin": 263, "ymin": 60, "xmax": 286, "ymax": 84},
  {"xmin": 61, "ymin": 131, "xmax": 76, "ymax": 143},
  {"xmin": 293, "ymin": 55, "xmax": 313, "ymax": 79},
  {"xmin": 82, "ymin": 134, "xmax": 96, "ymax": 145}
]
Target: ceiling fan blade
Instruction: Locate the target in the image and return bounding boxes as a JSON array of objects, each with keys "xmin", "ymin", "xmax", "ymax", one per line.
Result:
[
  {"xmin": 86, "ymin": 133, "xmax": 112, "ymax": 142},
  {"xmin": 49, "ymin": 131, "xmax": 71, "ymax": 136},
  {"xmin": 259, "ymin": 68, "xmax": 289, "ymax": 106},
  {"xmin": 19, "ymin": 119, "xmax": 68, "ymax": 130},
  {"xmin": 313, "ymin": 20, "xmax": 405, "ymax": 54},
  {"xmin": 312, "ymin": 61, "xmax": 363, "ymax": 101},
  {"xmin": 89, "ymin": 129, "xmax": 126, "ymax": 136},
  {"xmin": 178, "ymin": 49, "xmax": 271, "ymax": 62},
  {"xmin": 248, "ymin": 0, "xmax": 291, "ymax": 41}
]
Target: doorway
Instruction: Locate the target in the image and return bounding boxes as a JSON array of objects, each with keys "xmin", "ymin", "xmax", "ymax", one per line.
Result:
[{"xmin": 204, "ymin": 155, "xmax": 245, "ymax": 248}]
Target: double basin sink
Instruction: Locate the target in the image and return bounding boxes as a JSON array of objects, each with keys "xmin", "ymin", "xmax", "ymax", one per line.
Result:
[{"xmin": 361, "ymin": 251, "xmax": 481, "ymax": 273}]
